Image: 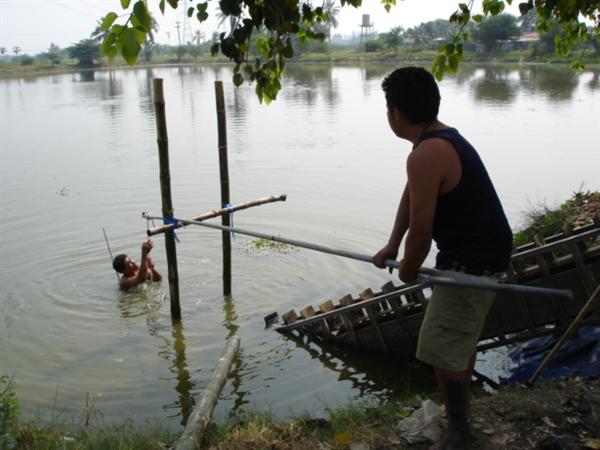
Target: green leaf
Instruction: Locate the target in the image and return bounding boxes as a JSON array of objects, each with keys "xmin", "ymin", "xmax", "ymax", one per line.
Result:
[
  {"xmin": 255, "ymin": 36, "xmax": 270, "ymax": 59},
  {"xmin": 233, "ymin": 72, "xmax": 244, "ymax": 86},
  {"xmin": 570, "ymin": 60, "xmax": 585, "ymax": 71},
  {"xmin": 167, "ymin": 0, "xmax": 178, "ymax": 8},
  {"xmin": 133, "ymin": 28, "xmax": 146, "ymax": 44},
  {"xmin": 472, "ymin": 14, "xmax": 484, "ymax": 23},
  {"xmin": 196, "ymin": 2, "xmax": 209, "ymax": 22},
  {"xmin": 187, "ymin": 6, "xmax": 194, "ymax": 17},
  {"xmin": 120, "ymin": 0, "xmax": 131, "ymax": 9},
  {"xmin": 101, "ymin": 12, "xmax": 118, "ymax": 31},
  {"xmin": 159, "ymin": 0, "xmax": 166, "ymax": 14},
  {"xmin": 518, "ymin": 1, "xmax": 533, "ymax": 15},
  {"xmin": 133, "ymin": 1, "xmax": 152, "ymax": 32},
  {"xmin": 118, "ymin": 27, "xmax": 141, "ymax": 64}
]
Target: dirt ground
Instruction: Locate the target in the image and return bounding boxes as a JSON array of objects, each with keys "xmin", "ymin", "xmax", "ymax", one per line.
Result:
[{"xmin": 467, "ymin": 376, "xmax": 600, "ymax": 450}]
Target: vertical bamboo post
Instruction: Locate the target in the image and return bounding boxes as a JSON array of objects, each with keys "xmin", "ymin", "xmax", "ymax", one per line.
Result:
[
  {"xmin": 214, "ymin": 81, "xmax": 232, "ymax": 296},
  {"xmin": 153, "ymin": 78, "xmax": 182, "ymax": 322}
]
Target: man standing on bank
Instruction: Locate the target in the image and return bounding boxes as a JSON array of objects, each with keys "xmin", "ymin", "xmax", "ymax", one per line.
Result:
[
  {"xmin": 112, "ymin": 239, "xmax": 162, "ymax": 290},
  {"xmin": 372, "ymin": 67, "xmax": 512, "ymax": 449}
]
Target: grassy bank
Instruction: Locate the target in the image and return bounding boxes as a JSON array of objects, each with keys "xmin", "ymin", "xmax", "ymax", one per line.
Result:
[
  {"xmin": 513, "ymin": 190, "xmax": 600, "ymax": 247},
  {"xmin": 2, "ymin": 373, "xmax": 599, "ymax": 449}
]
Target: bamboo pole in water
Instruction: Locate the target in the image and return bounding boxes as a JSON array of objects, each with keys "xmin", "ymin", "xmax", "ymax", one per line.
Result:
[
  {"xmin": 145, "ymin": 194, "xmax": 287, "ymax": 236},
  {"xmin": 173, "ymin": 336, "xmax": 241, "ymax": 450},
  {"xmin": 153, "ymin": 78, "xmax": 181, "ymax": 322},
  {"xmin": 215, "ymin": 80, "xmax": 232, "ymax": 296}
]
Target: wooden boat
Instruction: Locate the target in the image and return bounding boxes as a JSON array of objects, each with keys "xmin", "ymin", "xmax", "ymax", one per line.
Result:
[{"xmin": 276, "ymin": 220, "xmax": 600, "ymax": 359}]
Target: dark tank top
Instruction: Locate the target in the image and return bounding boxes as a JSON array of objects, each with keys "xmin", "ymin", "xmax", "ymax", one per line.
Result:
[{"xmin": 419, "ymin": 128, "xmax": 513, "ymax": 275}]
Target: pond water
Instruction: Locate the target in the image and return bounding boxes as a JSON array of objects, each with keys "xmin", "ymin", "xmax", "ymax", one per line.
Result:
[{"xmin": 1, "ymin": 63, "xmax": 599, "ymax": 429}]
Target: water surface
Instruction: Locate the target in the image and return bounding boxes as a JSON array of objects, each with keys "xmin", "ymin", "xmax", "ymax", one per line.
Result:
[{"xmin": 1, "ymin": 63, "xmax": 599, "ymax": 427}]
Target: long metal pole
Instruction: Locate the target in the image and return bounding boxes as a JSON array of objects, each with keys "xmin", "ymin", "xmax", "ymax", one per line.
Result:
[
  {"xmin": 141, "ymin": 213, "xmax": 574, "ymax": 300},
  {"xmin": 153, "ymin": 78, "xmax": 182, "ymax": 322}
]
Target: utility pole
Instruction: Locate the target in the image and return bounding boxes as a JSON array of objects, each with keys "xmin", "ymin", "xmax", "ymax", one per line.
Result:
[{"xmin": 175, "ymin": 21, "xmax": 182, "ymax": 47}]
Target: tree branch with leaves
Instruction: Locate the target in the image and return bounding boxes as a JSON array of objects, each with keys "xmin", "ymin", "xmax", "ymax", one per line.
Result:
[{"xmin": 99, "ymin": 0, "xmax": 599, "ymax": 101}]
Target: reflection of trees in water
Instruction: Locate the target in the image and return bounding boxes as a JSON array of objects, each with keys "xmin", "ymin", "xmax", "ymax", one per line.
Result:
[
  {"xmin": 170, "ymin": 322, "xmax": 194, "ymax": 426},
  {"xmin": 282, "ymin": 64, "xmax": 339, "ymax": 108},
  {"xmin": 472, "ymin": 66, "xmax": 517, "ymax": 104},
  {"xmin": 282, "ymin": 331, "xmax": 435, "ymax": 399},
  {"xmin": 518, "ymin": 65, "xmax": 579, "ymax": 101},
  {"xmin": 586, "ymin": 69, "xmax": 599, "ymax": 91},
  {"xmin": 447, "ymin": 64, "xmax": 478, "ymax": 85},
  {"xmin": 222, "ymin": 295, "xmax": 248, "ymax": 414},
  {"xmin": 97, "ymin": 70, "xmax": 124, "ymax": 123},
  {"xmin": 118, "ymin": 290, "xmax": 195, "ymax": 426},
  {"xmin": 77, "ymin": 70, "xmax": 96, "ymax": 83},
  {"xmin": 362, "ymin": 64, "xmax": 393, "ymax": 82},
  {"xmin": 139, "ymin": 67, "xmax": 155, "ymax": 116}
]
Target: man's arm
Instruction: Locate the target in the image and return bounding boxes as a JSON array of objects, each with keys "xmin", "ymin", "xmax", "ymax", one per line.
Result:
[
  {"xmin": 147, "ymin": 256, "xmax": 162, "ymax": 281},
  {"xmin": 119, "ymin": 241, "xmax": 153, "ymax": 290},
  {"xmin": 373, "ymin": 183, "xmax": 410, "ymax": 268},
  {"xmin": 398, "ymin": 140, "xmax": 447, "ymax": 282}
]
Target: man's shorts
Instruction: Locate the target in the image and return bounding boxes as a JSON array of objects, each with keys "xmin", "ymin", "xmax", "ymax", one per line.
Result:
[{"xmin": 416, "ymin": 278, "xmax": 496, "ymax": 372}]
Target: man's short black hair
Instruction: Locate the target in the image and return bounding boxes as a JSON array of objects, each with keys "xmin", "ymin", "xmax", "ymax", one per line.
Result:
[
  {"xmin": 382, "ymin": 66, "xmax": 440, "ymax": 124},
  {"xmin": 113, "ymin": 254, "xmax": 127, "ymax": 273}
]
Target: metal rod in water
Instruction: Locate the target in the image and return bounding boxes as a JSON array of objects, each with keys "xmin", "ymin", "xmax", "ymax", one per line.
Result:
[{"xmin": 141, "ymin": 213, "xmax": 574, "ymax": 300}]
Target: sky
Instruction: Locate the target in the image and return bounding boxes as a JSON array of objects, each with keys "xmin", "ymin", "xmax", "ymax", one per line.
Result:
[{"xmin": 0, "ymin": 0, "xmax": 522, "ymax": 55}]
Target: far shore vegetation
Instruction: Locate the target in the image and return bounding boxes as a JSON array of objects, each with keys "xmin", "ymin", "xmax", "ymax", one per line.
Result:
[{"xmin": 2, "ymin": 12, "xmax": 600, "ymax": 80}]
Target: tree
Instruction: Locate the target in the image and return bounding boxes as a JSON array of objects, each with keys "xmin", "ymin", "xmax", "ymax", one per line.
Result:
[
  {"xmin": 472, "ymin": 14, "xmax": 520, "ymax": 51},
  {"xmin": 98, "ymin": 0, "xmax": 600, "ymax": 101},
  {"xmin": 12, "ymin": 46, "xmax": 21, "ymax": 56},
  {"xmin": 47, "ymin": 43, "xmax": 61, "ymax": 65},
  {"xmin": 0, "ymin": 47, "xmax": 6, "ymax": 61},
  {"xmin": 321, "ymin": 0, "xmax": 341, "ymax": 44},
  {"xmin": 380, "ymin": 26, "xmax": 404, "ymax": 53},
  {"xmin": 68, "ymin": 39, "xmax": 100, "ymax": 67}
]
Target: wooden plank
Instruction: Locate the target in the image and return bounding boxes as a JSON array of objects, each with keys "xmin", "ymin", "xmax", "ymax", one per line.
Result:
[
  {"xmin": 300, "ymin": 305, "xmax": 316, "ymax": 319},
  {"xmin": 359, "ymin": 288, "xmax": 375, "ymax": 300},
  {"xmin": 340, "ymin": 313, "xmax": 359, "ymax": 348},
  {"xmin": 339, "ymin": 294, "xmax": 354, "ymax": 306},
  {"xmin": 319, "ymin": 299, "xmax": 335, "ymax": 313},
  {"xmin": 364, "ymin": 304, "xmax": 389, "ymax": 353},
  {"xmin": 381, "ymin": 281, "xmax": 397, "ymax": 293},
  {"xmin": 507, "ymin": 262, "xmax": 536, "ymax": 332},
  {"xmin": 533, "ymin": 234, "xmax": 569, "ymax": 325},
  {"xmin": 282, "ymin": 310, "xmax": 298, "ymax": 324}
]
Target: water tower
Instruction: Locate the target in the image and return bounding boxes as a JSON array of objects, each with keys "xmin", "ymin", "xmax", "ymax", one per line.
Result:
[{"xmin": 359, "ymin": 14, "xmax": 375, "ymax": 43}]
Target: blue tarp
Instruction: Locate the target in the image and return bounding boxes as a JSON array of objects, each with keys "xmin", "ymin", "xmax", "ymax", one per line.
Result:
[{"xmin": 501, "ymin": 325, "xmax": 600, "ymax": 384}]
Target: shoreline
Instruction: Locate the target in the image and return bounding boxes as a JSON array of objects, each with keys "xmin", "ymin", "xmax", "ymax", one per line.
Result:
[
  {"xmin": 1, "ymin": 52, "xmax": 599, "ymax": 81},
  {"xmin": 3, "ymin": 376, "xmax": 598, "ymax": 449}
]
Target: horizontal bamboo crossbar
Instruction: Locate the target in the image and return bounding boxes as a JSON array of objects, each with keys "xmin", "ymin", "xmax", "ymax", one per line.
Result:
[{"xmin": 144, "ymin": 194, "xmax": 287, "ymax": 236}]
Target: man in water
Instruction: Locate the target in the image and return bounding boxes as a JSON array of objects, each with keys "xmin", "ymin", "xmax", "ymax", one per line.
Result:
[
  {"xmin": 372, "ymin": 67, "xmax": 512, "ymax": 449},
  {"xmin": 112, "ymin": 239, "xmax": 162, "ymax": 290}
]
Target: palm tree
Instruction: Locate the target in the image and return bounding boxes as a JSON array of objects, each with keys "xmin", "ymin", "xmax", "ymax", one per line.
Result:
[
  {"xmin": 0, "ymin": 47, "xmax": 6, "ymax": 61},
  {"xmin": 321, "ymin": 0, "xmax": 340, "ymax": 43},
  {"xmin": 13, "ymin": 46, "xmax": 21, "ymax": 56}
]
